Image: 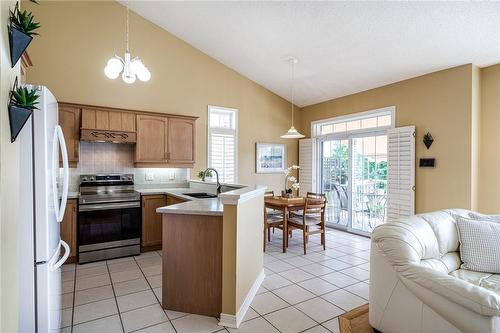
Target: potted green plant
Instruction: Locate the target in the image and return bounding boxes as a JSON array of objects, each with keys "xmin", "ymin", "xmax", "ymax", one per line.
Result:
[
  {"xmin": 9, "ymin": 80, "xmax": 39, "ymax": 142},
  {"xmin": 9, "ymin": 2, "xmax": 40, "ymax": 67},
  {"xmin": 197, "ymin": 170, "xmax": 213, "ymax": 179}
]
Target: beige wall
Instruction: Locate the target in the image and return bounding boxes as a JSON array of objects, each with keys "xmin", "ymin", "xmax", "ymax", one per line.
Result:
[
  {"xmin": 25, "ymin": 0, "xmax": 298, "ymax": 192},
  {"xmin": 1, "ymin": 1, "xmax": 22, "ymax": 331},
  {"xmin": 478, "ymin": 63, "xmax": 500, "ymax": 213},
  {"xmin": 299, "ymin": 65, "xmax": 476, "ymax": 213}
]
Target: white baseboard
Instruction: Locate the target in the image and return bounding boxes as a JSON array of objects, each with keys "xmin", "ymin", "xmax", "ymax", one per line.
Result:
[{"xmin": 218, "ymin": 269, "xmax": 265, "ymax": 328}]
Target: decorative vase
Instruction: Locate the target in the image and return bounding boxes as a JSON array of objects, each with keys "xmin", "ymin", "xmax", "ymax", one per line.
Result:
[
  {"xmin": 9, "ymin": 104, "xmax": 33, "ymax": 143},
  {"xmin": 9, "ymin": 25, "xmax": 33, "ymax": 68}
]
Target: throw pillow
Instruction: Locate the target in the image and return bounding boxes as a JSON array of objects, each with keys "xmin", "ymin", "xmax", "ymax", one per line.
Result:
[
  {"xmin": 469, "ymin": 212, "xmax": 500, "ymax": 223},
  {"xmin": 456, "ymin": 217, "xmax": 500, "ymax": 274}
]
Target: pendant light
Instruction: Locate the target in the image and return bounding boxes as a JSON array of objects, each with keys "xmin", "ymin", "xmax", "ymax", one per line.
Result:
[
  {"xmin": 281, "ymin": 57, "xmax": 304, "ymax": 139},
  {"xmin": 104, "ymin": 3, "xmax": 151, "ymax": 84}
]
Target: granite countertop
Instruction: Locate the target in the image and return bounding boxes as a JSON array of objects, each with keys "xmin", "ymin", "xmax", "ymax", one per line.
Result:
[
  {"xmin": 64, "ymin": 182, "xmax": 265, "ymax": 216},
  {"xmin": 155, "ymin": 184, "xmax": 266, "ymax": 216},
  {"xmin": 139, "ymin": 187, "xmax": 223, "ymax": 216}
]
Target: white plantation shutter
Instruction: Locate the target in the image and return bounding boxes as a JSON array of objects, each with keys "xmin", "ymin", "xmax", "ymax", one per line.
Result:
[
  {"xmin": 210, "ymin": 133, "xmax": 235, "ymax": 183},
  {"xmin": 387, "ymin": 126, "xmax": 415, "ymax": 221},
  {"xmin": 299, "ymin": 139, "xmax": 313, "ymax": 197},
  {"xmin": 208, "ymin": 106, "xmax": 238, "ymax": 183}
]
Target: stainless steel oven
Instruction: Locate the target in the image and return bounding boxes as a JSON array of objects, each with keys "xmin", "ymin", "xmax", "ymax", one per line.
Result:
[{"xmin": 78, "ymin": 174, "xmax": 141, "ymax": 263}]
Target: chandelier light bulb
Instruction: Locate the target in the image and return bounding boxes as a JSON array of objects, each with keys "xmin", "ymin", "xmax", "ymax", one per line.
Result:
[
  {"xmin": 137, "ymin": 67, "xmax": 151, "ymax": 82},
  {"xmin": 104, "ymin": 64, "xmax": 120, "ymax": 79},
  {"xmin": 122, "ymin": 71, "xmax": 136, "ymax": 84},
  {"xmin": 107, "ymin": 57, "xmax": 123, "ymax": 73},
  {"xmin": 130, "ymin": 58, "xmax": 144, "ymax": 74}
]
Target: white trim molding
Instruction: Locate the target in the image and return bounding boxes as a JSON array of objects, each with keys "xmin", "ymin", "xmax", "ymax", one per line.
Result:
[{"xmin": 219, "ymin": 269, "xmax": 265, "ymax": 328}]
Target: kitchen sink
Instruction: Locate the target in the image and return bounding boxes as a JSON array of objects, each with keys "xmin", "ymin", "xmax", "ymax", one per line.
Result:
[{"xmin": 182, "ymin": 192, "xmax": 218, "ymax": 199}]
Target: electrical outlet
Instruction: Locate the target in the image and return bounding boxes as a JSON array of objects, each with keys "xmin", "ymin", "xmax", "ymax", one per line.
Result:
[
  {"xmin": 145, "ymin": 172, "xmax": 154, "ymax": 182},
  {"xmin": 169, "ymin": 170, "xmax": 175, "ymax": 181}
]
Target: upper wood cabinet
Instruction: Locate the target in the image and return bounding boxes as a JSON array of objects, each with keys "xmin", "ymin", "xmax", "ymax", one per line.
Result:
[
  {"xmin": 168, "ymin": 118, "xmax": 196, "ymax": 164},
  {"xmin": 135, "ymin": 115, "xmax": 168, "ymax": 163},
  {"xmin": 59, "ymin": 102, "xmax": 197, "ymax": 167},
  {"xmin": 59, "ymin": 105, "xmax": 81, "ymax": 167},
  {"xmin": 135, "ymin": 115, "xmax": 196, "ymax": 167},
  {"xmin": 81, "ymin": 108, "xmax": 136, "ymax": 132}
]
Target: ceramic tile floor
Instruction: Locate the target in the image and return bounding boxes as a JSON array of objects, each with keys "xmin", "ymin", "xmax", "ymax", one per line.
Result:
[{"xmin": 60, "ymin": 228, "xmax": 370, "ymax": 333}]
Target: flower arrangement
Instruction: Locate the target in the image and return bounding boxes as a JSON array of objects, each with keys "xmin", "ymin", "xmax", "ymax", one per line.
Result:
[{"xmin": 283, "ymin": 165, "xmax": 300, "ymax": 197}]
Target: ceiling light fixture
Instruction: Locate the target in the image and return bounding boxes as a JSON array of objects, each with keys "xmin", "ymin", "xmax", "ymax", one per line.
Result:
[
  {"xmin": 281, "ymin": 57, "xmax": 304, "ymax": 139},
  {"xmin": 104, "ymin": 3, "xmax": 151, "ymax": 84}
]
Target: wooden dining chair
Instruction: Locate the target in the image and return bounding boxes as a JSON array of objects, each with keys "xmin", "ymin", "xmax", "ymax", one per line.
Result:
[
  {"xmin": 290, "ymin": 191, "xmax": 325, "ymax": 218},
  {"xmin": 263, "ymin": 199, "xmax": 284, "ymax": 252},
  {"xmin": 287, "ymin": 195, "xmax": 326, "ymax": 255}
]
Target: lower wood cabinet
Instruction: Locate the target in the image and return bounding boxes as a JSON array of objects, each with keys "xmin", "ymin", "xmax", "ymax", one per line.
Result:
[
  {"xmin": 142, "ymin": 194, "xmax": 187, "ymax": 250},
  {"xmin": 60, "ymin": 199, "xmax": 77, "ymax": 263},
  {"xmin": 142, "ymin": 195, "xmax": 168, "ymax": 248}
]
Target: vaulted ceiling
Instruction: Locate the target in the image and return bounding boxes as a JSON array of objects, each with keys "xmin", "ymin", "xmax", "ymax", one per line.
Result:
[{"xmin": 124, "ymin": 1, "xmax": 500, "ymax": 107}]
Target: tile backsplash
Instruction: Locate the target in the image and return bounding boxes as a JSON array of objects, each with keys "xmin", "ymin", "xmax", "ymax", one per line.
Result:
[{"xmin": 65, "ymin": 142, "xmax": 189, "ymax": 191}]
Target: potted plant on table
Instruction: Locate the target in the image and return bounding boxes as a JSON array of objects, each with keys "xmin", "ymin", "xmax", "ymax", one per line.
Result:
[
  {"xmin": 8, "ymin": 80, "xmax": 39, "ymax": 142},
  {"xmin": 9, "ymin": 2, "xmax": 40, "ymax": 67}
]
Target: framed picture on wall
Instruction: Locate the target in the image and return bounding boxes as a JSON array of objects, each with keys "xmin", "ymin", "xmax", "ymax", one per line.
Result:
[{"xmin": 256, "ymin": 143, "xmax": 286, "ymax": 173}]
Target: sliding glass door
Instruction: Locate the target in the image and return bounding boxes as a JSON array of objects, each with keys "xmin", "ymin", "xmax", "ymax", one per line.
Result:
[
  {"xmin": 351, "ymin": 134, "xmax": 388, "ymax": 234},
  {"xmin": 320, "ymin": 139, "xmax": 349, "ymax": 227},
  {"xmin": 319, "ymin": 133, "xmax": 388, "ymax": 235}
]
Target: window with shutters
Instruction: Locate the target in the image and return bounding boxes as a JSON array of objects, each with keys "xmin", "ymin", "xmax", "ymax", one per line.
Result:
[{"xmin": 208, "ymin": 106, "xmax": 238, "ymax": 183}]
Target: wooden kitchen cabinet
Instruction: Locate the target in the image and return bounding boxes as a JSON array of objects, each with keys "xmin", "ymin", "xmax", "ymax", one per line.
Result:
[
  {"xmin": 81, "ymin": 108, "xmax": 136, "ymax": 132},
  {"xmin": 166, "ymin": 195, "xmax": 187, "ymax": 206},
  {"xmin": 168, "ymin": 117, "xmax": 196, "ymax": 164},
  {"xmin": 59, "ymin": 105, "xmax": 80, "ymax": 167},
  {"xmin": 60, "ymin": 199, "xmax": 77, "ymax": 263},
  {"xmin": 142, "ymin": 195, "xmax": 168, "ymax": 249},
  {"xmin": 135, "ymin": 115, "xmax": 168, "ymax": 164},
  {"xmin": 135, "ymin": 115, "xmax": 196, "ymax": 167}
]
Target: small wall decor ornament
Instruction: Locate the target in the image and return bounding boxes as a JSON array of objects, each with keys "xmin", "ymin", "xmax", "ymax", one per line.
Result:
[
  {"xmin": 8, "ymin": 77, "xmax": 40, "ymax": 142},
  {"xmin": 423, "ymin": 132, "xmax": 434, "ymax": 149},
  {"xmin": 8, "ymin": 1, "xmax": 40, "ymax": 67}
]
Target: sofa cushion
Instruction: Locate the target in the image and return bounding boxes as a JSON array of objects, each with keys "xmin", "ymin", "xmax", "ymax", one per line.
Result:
[
  {"xmin": 420, "ymin": 211, "xmax": 460, "ymax": 256},
  {"xmin": 451, "ymin": 269, "xmax": 500, "ymax": 295},
  {"xmin": 457, "ymin": 217, "xmax": 500, "ymax": 273}
]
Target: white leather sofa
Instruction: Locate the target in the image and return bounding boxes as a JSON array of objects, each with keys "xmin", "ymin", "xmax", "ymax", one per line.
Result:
[{"xmin": 370, "ymin": 209, "xmax": 500, "ymax": 333}]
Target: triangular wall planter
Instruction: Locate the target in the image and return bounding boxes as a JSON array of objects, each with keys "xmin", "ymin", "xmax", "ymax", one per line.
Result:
[
  {"xmin": 9, "ymin": 25, "xmax": 33, "ymax": 68},
  {"xmin": 8, "ymin": 104, "xmax": 32, "ymax": 143}
]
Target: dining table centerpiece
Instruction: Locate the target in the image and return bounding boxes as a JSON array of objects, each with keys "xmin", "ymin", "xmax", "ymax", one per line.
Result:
[{"xmin": 282, "ymin": 165, "xmax": 300, "ymax": 198}]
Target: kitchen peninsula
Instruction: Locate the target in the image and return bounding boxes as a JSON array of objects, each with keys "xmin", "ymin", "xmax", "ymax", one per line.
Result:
[{"xmin": 157, "ymin": 183, "xmax": 266, "ymax": 328}]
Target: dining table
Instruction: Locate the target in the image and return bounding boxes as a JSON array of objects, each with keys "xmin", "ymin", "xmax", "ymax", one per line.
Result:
[{"xmin": 264, "ymin": 196, "xmax": 306, "ymax": 253}]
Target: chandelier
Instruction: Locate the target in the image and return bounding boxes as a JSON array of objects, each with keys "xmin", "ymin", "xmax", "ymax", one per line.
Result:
[{"xmin": 104, "ymin": 4, "xmax": 151, "ymax": 84}]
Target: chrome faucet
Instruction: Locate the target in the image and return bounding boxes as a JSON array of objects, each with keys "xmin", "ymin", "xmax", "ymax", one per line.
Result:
[{"xmin": 202, "ymin": 168, "xmax": 222, "ymax": 194}]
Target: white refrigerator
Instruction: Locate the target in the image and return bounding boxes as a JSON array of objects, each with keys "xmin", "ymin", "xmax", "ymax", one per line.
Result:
[{"xmin": 18, "ymin": 85, "xmax": 70, "ymax": 333}]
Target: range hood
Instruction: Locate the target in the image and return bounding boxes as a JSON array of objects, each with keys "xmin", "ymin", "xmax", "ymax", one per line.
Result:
[{"xmin": 80, "ymin": 129, "xmax": 136, "ymax": 144}]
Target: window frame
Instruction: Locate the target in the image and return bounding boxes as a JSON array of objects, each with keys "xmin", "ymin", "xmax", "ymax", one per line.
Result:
[
  {"xmin": 207, "ymin": 105, "xmax": 238, "ymax": 183},
  {"xmin": 311, "ymin": 106, "xmax": 396, "ymax": 138}
]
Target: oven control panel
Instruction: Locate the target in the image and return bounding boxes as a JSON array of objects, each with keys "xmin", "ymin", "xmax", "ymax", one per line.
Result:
[{"xmin": 80, "ymin": 174, "xmax": 134, "ymax": 184}]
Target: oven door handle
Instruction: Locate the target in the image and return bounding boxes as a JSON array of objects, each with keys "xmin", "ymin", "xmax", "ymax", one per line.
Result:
[{"xmin": 79, "ymin": 201, "xmax": 141, "ymax": 212}]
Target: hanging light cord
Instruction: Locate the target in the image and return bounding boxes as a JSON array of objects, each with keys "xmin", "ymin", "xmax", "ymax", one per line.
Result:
[
  {"xmin": 126, "ymin": 3, "xmax": 130, "ymax": 53},
  {"xmin": 291, "ymin": 60, "xmax": 294, "ymax": 126}
]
